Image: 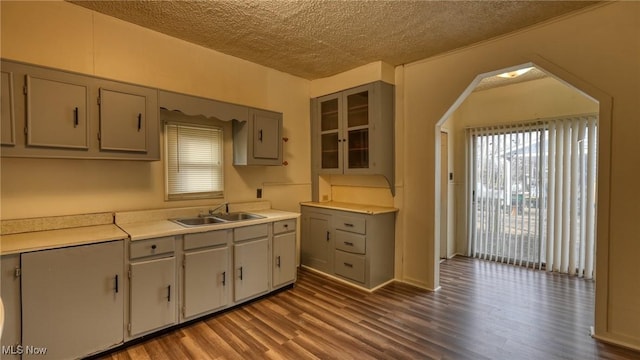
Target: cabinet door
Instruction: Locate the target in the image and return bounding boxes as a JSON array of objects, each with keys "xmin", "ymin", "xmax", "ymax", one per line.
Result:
[
  {"xmin": 183, "ymin": 247, "xmax": 229, "ymax": 319},
  {"xmin": 26, "ymin": 75, "xmax": 89, "ymax": 149},
  {"xmin": 273, "ymin": 232, "xmax": 296, "ymax": 288},
  {"xmin": 234, "ymin": 238, "xmax": 269, "ymax": 302},
  {"xmin": 252, "ymin": 109, "xmax": 281, "ymax": 160},
  {"xmin": 343, "ymin": 85, "xmax": 371, "ymax": 172},
  {"xmin": 21, "ymin": 241, "xmax": 124, "ymax": 360},
  {"xmin": 1, "ymin": 71, "xmax": 15, "ymax": 146},
  {"xmin": 129, "ymin": 256, "xmax": 176, "ymax": 336},
  {"xmin": 99, "ymin": 88, "xmax": 147, "ymax": 152},
  {"xmin": 316, "ymin": 93, "xmax": 343, "ymax": 173},
  {"xmin": 301, "ymin": 211, "xmax": 332, "ymax": 273},
  {"xmin": 1, "ymin": 254, "xmax": 21, "ymax": 360}
]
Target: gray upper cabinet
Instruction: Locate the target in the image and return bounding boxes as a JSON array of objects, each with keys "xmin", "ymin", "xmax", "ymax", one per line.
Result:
[
  {"xmin": 233, "ymin": 108, "xmax": 283, "ymax": 166},
  {"xmin": 0, "ymin": 59, "xmax": 159, "ymax": 160},
  {"xmin": 1, "ymin": 70, "xmax": 16, "ymax": 146},
  {"xmin": 311, "ymin": 81, "xmax": 395, "ymax": 192},
  {"xmin": 26, "ymin": 74, "xmax": 90, "ymax": 150},
  {"xmin": 99, "ymin": 84, "xmax": 157, "ymax": 154}
]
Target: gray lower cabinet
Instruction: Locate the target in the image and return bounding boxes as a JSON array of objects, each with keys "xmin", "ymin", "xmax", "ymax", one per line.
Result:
[
  {"xmin": 233, "ymin": 224, "xmax": 270, "ymax": 302},
  {"xmin": 20, "ymin": 241, "xmax": 124, "ymax": 360},
  {"xmin": 128, "ymin": 236, "xmax": 177, "ymax": 337},
  {"xmin": 272, "ymin": 219, "xmax": 297, "ymax": 288},
  {"xmin": 1, "ymin": 254, "xmax": 21, "ymax": 360},
  {"xmin": 182, "ymin": 229, "xmax": 231, "ymax": 320},
  {"xmin": 300, "ymin": 210, "xmax": 333, "ymax": 273},
  {"xmin": 301, "ymin": 205, "xmax": 395, "ymax": 289}
]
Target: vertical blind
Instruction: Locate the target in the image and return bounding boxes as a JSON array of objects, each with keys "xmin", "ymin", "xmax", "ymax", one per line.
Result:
[
  {"xmin": 165, "ymin": 122, "xmax": 224, "ymax": 200},
  {"xmin": 466, "ymin": 115, "xmax": 598, "ymax": 279}
]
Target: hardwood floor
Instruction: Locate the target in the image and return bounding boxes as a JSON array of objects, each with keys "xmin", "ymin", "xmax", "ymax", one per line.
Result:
[{"xmin": 95, "ymin": 257, "xmax": 640, "ymax": 359}]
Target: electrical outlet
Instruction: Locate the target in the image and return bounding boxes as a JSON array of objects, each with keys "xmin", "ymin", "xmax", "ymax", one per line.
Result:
[{"xmin": 257, "ymin": 188, "xmax": 262, "ymax": 198}]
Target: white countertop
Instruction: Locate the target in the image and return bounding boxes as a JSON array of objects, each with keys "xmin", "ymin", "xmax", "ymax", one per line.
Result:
[
  {"xmin": 0, "ymin": 224, "xmax": 128, "ymax": 256},
  {"xmin": 0, "ymin": 203, "xmax": 300, "ymax": 254},
  {"xmin": 300, "ymin": 201, "xmax": 398, "ymax": 215},
  {"xmin": 119, "ymin": 209, "xmax": 300, "ymax": 241}
]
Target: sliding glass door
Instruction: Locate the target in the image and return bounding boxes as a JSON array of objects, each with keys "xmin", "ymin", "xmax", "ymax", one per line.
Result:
[{"xmin": 467, "ymin": 115, "xmax": 598, "ymax": 278}]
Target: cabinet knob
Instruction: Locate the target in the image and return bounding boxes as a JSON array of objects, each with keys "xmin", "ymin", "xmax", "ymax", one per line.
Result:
[{"xmin": 151, "ymin": 244, "xmax": 157, "ymax": 250}]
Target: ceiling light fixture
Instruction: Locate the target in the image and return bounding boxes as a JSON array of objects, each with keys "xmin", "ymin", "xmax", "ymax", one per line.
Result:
[{"xmin": 497, "ymin": 67, "xmax": 534, "ymax": 79}]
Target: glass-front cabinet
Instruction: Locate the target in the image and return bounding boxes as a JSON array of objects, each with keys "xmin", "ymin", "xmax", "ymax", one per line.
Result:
[
  {"xmin": 312, "ymin": 81, "xmax": 394, "ymax": 191},
  {"xmin": 316, "ymin": 84, "xmax": 377, "ymax": 174}
]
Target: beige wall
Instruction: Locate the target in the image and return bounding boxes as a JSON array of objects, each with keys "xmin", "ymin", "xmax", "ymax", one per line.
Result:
[
  {"xmin": 400, "ymin": 2, "xmax": 640, "ymax": 349},
  {"xmin": 0, "ymin": 0, "xmax": 311, "ymax": 218},
  {"xmin": 2, "ymin": 0, "xmax": 639, "ymax": 351},
  {"xmin": 446, "ymin": 76, "xmax": 598, "ymax": 255}
]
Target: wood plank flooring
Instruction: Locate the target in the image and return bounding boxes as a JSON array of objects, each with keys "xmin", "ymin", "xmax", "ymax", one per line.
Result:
[{"xmin": 95, "ymin": 257, "xmax": 640, "ymax": 359}]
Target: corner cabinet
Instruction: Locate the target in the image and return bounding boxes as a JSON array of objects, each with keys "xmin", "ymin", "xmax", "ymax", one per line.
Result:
[
  {"xmin": 0, "ymin": 59, "xmax": 159, "ymax": 160},
  {"xmin": 233, "ymin": 108, "xmax": 283, "ymax": 166},
  {"xmin": 311, "ymin": 81, "xmax": 394, "ymax": 190},
  {"xmin": 301, "ymin": 204, "xmax": 395, "ymax": 290}
]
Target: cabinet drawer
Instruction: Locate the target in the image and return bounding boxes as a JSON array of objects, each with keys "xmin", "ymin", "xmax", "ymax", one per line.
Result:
[
  {"xmin": 334, "ymin": 215, "xmax": 366, "ymax": 234},
  {"xmin": 184, "ymin": 229, "xmax": 230, "ymax": 250},
  {"xmin": 130, "ymin": 236, "xmax": 175, "ymax": 259},
  {"xmin": 335, "ymin": 230, "xmax": 365, "ymax": 254},
  {"xmin": 334, "ymin": 250, "xmax": 365, "ymax": 283},
  {"xmin": 273, "ymin": 219, "xmax": 296, "ymax": 234},
  {"xmin": 234, "ymin": 224, "xmax": 268, "ymax": 242}
]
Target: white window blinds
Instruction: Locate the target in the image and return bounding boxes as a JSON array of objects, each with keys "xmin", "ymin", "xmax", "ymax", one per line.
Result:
[
  {"xmin": 466, "ymin": 114, "xmax": 598, "ymax": 279},
  {"xmin": 165, "ymin": 122, "xmax": 223, "ymax": 200}
]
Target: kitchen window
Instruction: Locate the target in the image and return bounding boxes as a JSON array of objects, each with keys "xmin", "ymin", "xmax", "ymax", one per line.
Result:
[{"xmin": 165, "ymin": 121, "xmax": 224, "ymax": 200}]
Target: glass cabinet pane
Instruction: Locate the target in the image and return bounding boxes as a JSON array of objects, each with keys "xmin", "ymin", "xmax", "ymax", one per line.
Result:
[
  {"xmin": 347, "ymin": 91, "xmax": 368, "ymax": 128},
  {"xmin": 321, "ymin": 132, "xmax": 340, "ymax": 169},
  {"xmin": 320, "ymin": 98, "xmax": 339, "ymax": 132},
  {"xmin": 348, "ymin": 128, "xmax": 369, "ymax": 169}
]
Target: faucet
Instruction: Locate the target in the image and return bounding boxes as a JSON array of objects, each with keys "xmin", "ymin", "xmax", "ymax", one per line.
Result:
[{"xmin": 208, "ymin": 202, "xmax": 229, "ymax": 216}]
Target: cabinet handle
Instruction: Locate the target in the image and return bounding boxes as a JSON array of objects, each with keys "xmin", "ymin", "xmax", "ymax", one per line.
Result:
[
  {"xmin": 344, "ymin": 223, "xmax": 354, "ymax": 227},
  {"xmin": 276, "ymin": 255, "xmax": 281, "ymax": 268},
  {"xmin": 114, "ymin": 274, "xmax": 119, "ymax": 294},
  {"xmin": 344, "ymin": 241, "xmax": 354, "ymax": 246},
  {"xmin": 222, "ymin": 271, "xmax": 226, "ymax": 286},
  {"xmin": 258, "ymin": 129, "xmax": 263, "ymax": 142},
  {"xmin": 137, "ymin": 113, "xmax": 142, "ymax": 132},
  {"xmin": 167, "ymin": 285, "xmax": 171, "ymax": 302},
  {"xmin": 326, "ymin": 231, "xmax": 330, "ymax": 241},
  {"xmin": 344, "ymin": 262, "xmax": 354, "ymax": 268},
  {"xmin": 73, "ymin": 107, "xmax": 79, "ymax": 128},
  {"xmin": 239, "ymin": 266, "xmax": 243, "ymax": 280},
  {"xmin": 151, "ymin": 244, "xmax": 157, "ymax": 250}
]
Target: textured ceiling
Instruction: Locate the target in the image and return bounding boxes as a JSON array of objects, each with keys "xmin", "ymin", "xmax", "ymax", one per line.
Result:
[{"xmin": 69, "ymin": 0, "xmax": 598, "ymax": 80}]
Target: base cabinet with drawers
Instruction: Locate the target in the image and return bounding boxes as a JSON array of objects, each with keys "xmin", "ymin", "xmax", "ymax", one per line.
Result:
[
  {"xmin": 182, "ymin": 229, "xmax": 231, "ymax": 320},
  {"xmin": 128, "ymin": 236, "xmax": 177, "ymax": 338},
  {"xmin": 301, "ymin": 204, "xmax": 395, "ymax": 289},
  {"xmin": 272, "ymin": 219, "xmax": 297, "ymax": 288},
  {"xmin": 233, "ymin": 224, "xmax": 270, "ymax": 302}
]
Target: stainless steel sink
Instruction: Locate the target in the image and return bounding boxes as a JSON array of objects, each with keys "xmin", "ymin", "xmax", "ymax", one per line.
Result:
[
  {"xmin": 171, "ymin": 212, "xmax": 264, "ymax": 227},
  {"xmin": 212, "ymin": 212, "xmax": 265, "ymax": 222},
  {"xmin": 171, "ymin": 216, "xmax": 228, "ymax": 227}
]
